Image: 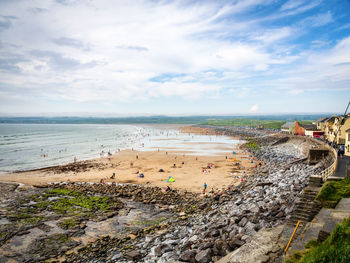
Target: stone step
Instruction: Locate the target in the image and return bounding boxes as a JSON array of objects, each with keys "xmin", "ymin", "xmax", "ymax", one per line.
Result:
[
  {"xmin": 294, "ymin": 206, "xmax": 320, "ymax": 213},
  {"xmin": 299, "ymin": 196, "xmax": 317, "ymax": 201},
  {"xmin": 299, "ymin": 196, "xmax": 318, "ymax": 201},
  {"xmin": 287, "ymin": 219, "xmax": 307, "ymax": 226},
  {"xmin": 289, "ymin": 214, "xmax": 313, "ymax": 222},
  {"xmin": 295, "ymin": 201, "xmax": 319, "ymax": 206},
  {"xmin": 297, "ymin": 199, "xmax": 320, "ymax": 205},
  {"xmin": 294, "ymin": 204, "xmax": 319, "ymax": 210},
  {"xmin": 294, "ymin": 205, "xmax": 321, "ymax": 212},
  {"xmin": 292, "ymin": 209, "xmax": 319, "ymax": 216},
  {"xmin": 303, "ymin": 193, "xmax": 318, "ymax": 196}
]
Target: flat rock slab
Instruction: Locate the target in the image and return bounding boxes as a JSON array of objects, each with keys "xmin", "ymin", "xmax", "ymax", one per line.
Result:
[
  {"xmin": 217, "ymin": 226, "xmax": 284, "ymax": 263},
  {"xmin": 335, "ymin": 198, "xmax": 350, "ymax": 211}
]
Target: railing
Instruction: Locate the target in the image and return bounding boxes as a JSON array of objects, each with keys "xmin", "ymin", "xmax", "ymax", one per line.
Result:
[
  {"xmin": 320, "ymin": 143, "xmax": 337, "ymax": 182},
  {"xmin": 321, "ymin": 159, "xmax": 337, "ymax": 182},
  {"xmin": 308, "ymin": 137, "xmax": 338, "ymax": 182}
]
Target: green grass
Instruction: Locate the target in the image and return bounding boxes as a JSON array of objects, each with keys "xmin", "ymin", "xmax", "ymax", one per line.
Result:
[
  {"xmin": 304, "ymin": 239, "xmax": 320, "ymax": 249},
  {"xmin": 244, "ymin": 140, "xmax": 260, "ymax": 150},
  {"xmin": 285, "ymin": 217, "xmax": 350, "ymax": 263},
  {"xmin": 200, "ymin": 118, "xmax": 314, "ymax": 130},
  {"xmin": 316, "ymin": 179, "xmax": 350, "ymax": 208},
  {"xmin": 200, "ymin": 118, "xmax": 286, "ymax": 129}
]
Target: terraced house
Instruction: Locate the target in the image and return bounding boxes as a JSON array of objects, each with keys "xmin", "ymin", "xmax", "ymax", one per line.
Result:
[
  {"xmin": 346, "ymin": 129, "xmax": 350, "ymax": 157},
  {"xmin": 281, "ymin": 122, "xmax": 295, "ymax": 135},
  {"xmin": 324, "ymin": 115, "xmax": 350, "ymax": 144}
]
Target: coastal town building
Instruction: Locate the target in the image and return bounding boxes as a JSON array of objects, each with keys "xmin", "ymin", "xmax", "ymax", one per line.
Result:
[
  {"xmin": 289, "ymin": 114, "xmax": 348, "ymax": 145},
  {"xmin": 294, "ymin": 122, "xmax": 305, "ymax": 136},
  {"xmin": 315, "ymin": 117, "xmax": 329, "ymax": 130},
  {"xmin": 323, "ymin": 116, "xmax": 336, "ymax": 142},
  {"xmin": 322, "ymin": 115, "xmax": 350, "ymax": 144},
  {"xmin": 333, "ymin": 115, "xmax": 350, "ymax": 145},
  {"xmin": 281, "ymin": 122, "xmax": 295, "ymax": 134},
  {"xmin": 305, "ymin": 129, "xmax": 324, "ymax": 139},
  {"xmin": 294, "ymin": 122, "xmax": 320, "ymax": 137},
  {"xmin": 345, "ymin": 129, "xmax": 350, "ymax": 157}
]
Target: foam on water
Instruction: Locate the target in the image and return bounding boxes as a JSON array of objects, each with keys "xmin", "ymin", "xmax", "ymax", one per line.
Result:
[{"xmin": 0, "ymin": 124, "xmax": 240, "ymax": 174}]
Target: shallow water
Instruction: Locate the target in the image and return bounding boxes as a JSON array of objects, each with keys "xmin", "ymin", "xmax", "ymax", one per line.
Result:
[{"xmin": 0, "ymin": 124, "xmax": 240, "ymax": 174}]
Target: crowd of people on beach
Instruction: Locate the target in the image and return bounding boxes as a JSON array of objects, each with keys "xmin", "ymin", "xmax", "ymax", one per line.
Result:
[
  {"xmin": 93, "ymin": 138, "xmax": 261, "ymax": 198},
  {"xmin": 59, "ymin": 128, "xmax": 263, "ymax": 196}
]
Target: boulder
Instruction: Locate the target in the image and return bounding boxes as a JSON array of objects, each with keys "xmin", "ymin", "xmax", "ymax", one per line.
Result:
[
  {"xmin": 195, "ymin": 248, "xmax": 212, "ymax": 263},
  {"xmin": 179, "ymin": 250, "xmax": 197, "ymax": 263},
  {"xmin": 238, "ymin": 217, "xmax": 248, "ymax": 227},
  {"xmin": 125, "ymin": 250, "xmax": 141, "ymax": 261}
]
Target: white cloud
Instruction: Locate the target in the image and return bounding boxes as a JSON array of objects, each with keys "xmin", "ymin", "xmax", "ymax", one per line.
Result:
[
  {"xmin": 0, "ymin": 0, "xmax": 348, "ymax": 114},
  {"xmin": 250, "ymin": 104, "xmax": 259, "ymax": 112},
  {"xmin": 0, "ymin": 0, "xmax": 277, "ymax": 104},
  {"xmin": 300, "ymin": 12, "xmax": 333, "ymax": 28},
  {"xmin": 251, "ymin": 27, "xmax": 293, "ymax": 44},
  {"xmin": 280, "ymin": 0, "xmax": 305, "ymax": 11}
]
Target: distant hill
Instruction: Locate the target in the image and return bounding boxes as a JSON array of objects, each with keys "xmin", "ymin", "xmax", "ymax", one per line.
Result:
[{"xmin": 0, "ymin": 114, "xmax": 329, "ymax": 125}]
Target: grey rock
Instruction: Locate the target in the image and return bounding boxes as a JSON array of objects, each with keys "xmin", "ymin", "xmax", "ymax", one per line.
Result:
[
  {"xmin": 210, "ymin": 229, "xmax": 220, "ymax": 237},
  {"xmin": 188, "ymin": 235, "xmax": 198, "ymax": 243},
  {"xmin": 125, "ymin": 250, "xmax": 141, "ymax": 260},
  {"xmin": 238, "ymin": 217, "xmax": 248, "ymax": 227},
  {"xmin": 195, "ymin": 248, "xmax": 212, "ymax": 263},
  {"xmin": 152, "ymin": 244, "xmax": 172, "ymax": 257},
  {"xmin": 163, "ymin": 239, "xmax": 179, "ymax": 246},
  {"xmin": 179, "ymin": 250, "xmax": 197, "ymax": 263},
  {"xmin": 111, "ymin": 252, "xmax": 123, "ymax": 261}
]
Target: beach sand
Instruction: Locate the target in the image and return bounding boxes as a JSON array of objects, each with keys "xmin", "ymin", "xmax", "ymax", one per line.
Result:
[
  {"xmin": 0, "ymin": 126, "xmax": 260, "ymax": 193},
  {"xmin": 0, "ymin": 149, "xmax": 258, "ymax": 193}
]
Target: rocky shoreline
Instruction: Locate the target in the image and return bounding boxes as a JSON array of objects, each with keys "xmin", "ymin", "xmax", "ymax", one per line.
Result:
[{"xmin": 0, "ymin": 133, "xmax": 332, "ymax": 263}]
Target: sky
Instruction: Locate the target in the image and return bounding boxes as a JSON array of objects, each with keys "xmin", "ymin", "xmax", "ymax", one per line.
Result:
[{"xmin": 0, "ymin": 0, "xmax": 350, "ymax": 116}]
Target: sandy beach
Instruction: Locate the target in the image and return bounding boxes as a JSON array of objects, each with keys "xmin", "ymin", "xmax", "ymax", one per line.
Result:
[{"xmin": 0, "ymin": 127, "xmax": 259, "ymax": 193}]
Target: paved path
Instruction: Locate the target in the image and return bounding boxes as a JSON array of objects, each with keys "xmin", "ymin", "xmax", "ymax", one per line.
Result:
[{"xmin": 333, "ymin": 156, "xmax": 350, "ymax": 178}]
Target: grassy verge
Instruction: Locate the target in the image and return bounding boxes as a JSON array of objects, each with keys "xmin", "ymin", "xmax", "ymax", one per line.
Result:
[
  {"xmin": 316, "ymin": 179, "xmax": 350, "ymax": 208},
  {"xmin": 200, "ymin": 118, "xmax": 286, "ymax": 129},
  {"xmin": 200, "ymin": 119, "xmax": 314, "ymax": 130},
  {"xmin": 285, "ymin": 216, "xmax": 350, "ymax": 263},
  {"xmin": 244, "ymin": 139, "xmax": 260, "ymax": 150}
]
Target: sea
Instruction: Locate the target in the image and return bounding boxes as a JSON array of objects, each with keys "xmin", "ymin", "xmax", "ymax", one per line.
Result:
[{"xmin": 0, "ymin": 124, "xmax": 239, "ymax": 174}]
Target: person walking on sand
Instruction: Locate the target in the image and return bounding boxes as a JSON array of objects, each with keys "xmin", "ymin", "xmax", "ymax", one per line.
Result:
[
  {"xmin": 203, "ymin": 182, "xmax": 207, "ymax": 194},
  {"xmin": 74, "ymin": 156, "xmax": 77, "ymax": 162}
]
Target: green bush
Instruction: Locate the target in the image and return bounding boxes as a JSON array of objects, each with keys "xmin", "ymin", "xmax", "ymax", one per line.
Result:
[{"xmin": 316, "ymin": 179, "xmax": 350, "ymax": 208}]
